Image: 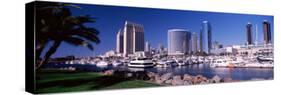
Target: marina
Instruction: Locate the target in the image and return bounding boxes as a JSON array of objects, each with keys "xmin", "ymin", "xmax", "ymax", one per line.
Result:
[{"xmin": 44, "ymin": 55, "xmax": 274, "ymax": 81}]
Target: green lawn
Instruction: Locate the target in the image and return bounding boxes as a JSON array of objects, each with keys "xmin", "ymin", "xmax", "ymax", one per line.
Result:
[{"xmin": 35, "ymin": 70, "xmax": 159, "ymax": 93}]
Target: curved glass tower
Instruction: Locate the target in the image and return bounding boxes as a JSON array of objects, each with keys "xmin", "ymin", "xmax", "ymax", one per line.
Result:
[
  {"xmin": 168, "ymin": 29, "xmax": 191, "ymax": 55},
  {"xmin": 200, "ymin": 21, "xmax": 212, "ymax": 54}
]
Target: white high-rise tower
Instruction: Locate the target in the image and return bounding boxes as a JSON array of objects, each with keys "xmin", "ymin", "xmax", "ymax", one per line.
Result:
[{"xmin": 123, "ymin": 21, "xmax": 145, "ymax": 56}]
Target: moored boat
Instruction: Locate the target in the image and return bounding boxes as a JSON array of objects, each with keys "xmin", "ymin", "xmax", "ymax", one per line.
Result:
[
  {"xmin": 96, "ymin": 61, "xmax": 108, "ymax": 67},
  {"xmin": 112, "ymin": 60, "xmax": 123, "ymax": 67},
  {"xmin": 128, "ymin": 58, "xmax": 154, "ymax": 68},
  {"xmin": 156, "ymin": 60, "xmax": 172, "ymax": 68}
]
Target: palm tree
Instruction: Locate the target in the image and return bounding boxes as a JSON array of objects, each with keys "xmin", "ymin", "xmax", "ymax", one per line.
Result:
[{"xmin": 35, "ymin": 2, "xmax": 100, "ymax": 70}]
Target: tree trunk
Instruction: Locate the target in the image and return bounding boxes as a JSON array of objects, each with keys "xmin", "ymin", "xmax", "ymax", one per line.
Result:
[
  {"xmin": 36, "ymin": 43, "xmax": 46, "ymax": 61},
  {"xmin": 36, "ymin": 41, "xmax": 62, "ymax": 70}
]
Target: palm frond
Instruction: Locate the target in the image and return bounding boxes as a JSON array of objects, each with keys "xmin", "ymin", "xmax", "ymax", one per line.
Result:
[
  {"xmin": 63, "ymin": 37, "xmax": 94, "ymax": 51},
  {"xmin": 70, "ymin": 28, "xmax": 100, "ymax": 44},
  {"xmin": 76, "ymin": 15, "xmax": 96, "ymax": 24},
  {"xmin": 62, "ymin": 3, "xmax": 81, "ymax": 9}
]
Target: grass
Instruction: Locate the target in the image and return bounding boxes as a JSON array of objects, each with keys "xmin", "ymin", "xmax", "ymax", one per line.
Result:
[{"xmin": 35, "ymin": 70, "xmax": 159, "ymax": 93}]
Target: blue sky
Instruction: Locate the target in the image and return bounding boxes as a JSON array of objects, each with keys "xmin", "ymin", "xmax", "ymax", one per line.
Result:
[{"xmin": 44, "ymin": 3, "xmax": 273, "ymax": 57}]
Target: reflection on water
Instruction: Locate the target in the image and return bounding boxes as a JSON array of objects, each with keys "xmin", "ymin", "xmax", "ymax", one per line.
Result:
[{"xmin": 43, "ymin": 63, "xmax": 273, "ymax": 80}]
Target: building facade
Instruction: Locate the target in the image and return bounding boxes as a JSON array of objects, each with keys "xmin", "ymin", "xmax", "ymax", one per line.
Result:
[
  {"xmin": 116, "ymin": 29, "xmax": 124, "ymax": 53},
  {"xmin": 246, "ymin": 22, "xmax": 253, "ymax": 45},
  {"xmin": 212, "ymin": 41, "xmax": 223, "ymax": 50},
  {"xmin": 200, "ymin": 21, "xmax": 212, "ymax": 54},
  {"xmin": 123, "ymin": 21, "xmax": 145, "ymax": 56},
  {"xmin": 168, "ymin": 29, "xmax": 191, "ymax": 55},
  {"xmin": 191, "ymin": 32, "xmax": 198, "ymax": 53},
  {"xmin": 145, "ymin": 41, "xmax": 150, "ymax": 52},
  {"xmin": 263, "ymin": 20, "xmax": 272, "ymax": 44}
]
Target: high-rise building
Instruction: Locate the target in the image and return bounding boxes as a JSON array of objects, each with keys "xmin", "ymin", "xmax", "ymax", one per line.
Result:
[
  {"xmin": 145, "ymin": 41, "xmax": 150, "ymax": 52},
  {"xmin": 123, "ymin": 21, "xmax": 145, "ymax": 56},
  {"xmin": 212, "ymin": 41, "xmax": 222, "ymax": 50},
  {"xmin": 158, "ymin": 43, "xmax": 164, "ymax": 53},
  {"xmin": 168, "ymin": 29, "xmax": 191, "ymax": 55},
  {"xmin": 263, "ymin": 20, "xmax": 272, "ymax": 44},
  {"xmin": 116, "ymin": 29, "xmax": 124, "ymax": 53},
  {"xmin": 246, "ymin": 22, "xmax": 253, "ymax": 45},
  {"xmin": 191, "ymin": 32, "xmax": 198, "ymax": 53},
  {"xmin": 200, "ymin": 21, "xmax": 212, "ymax": 54}
]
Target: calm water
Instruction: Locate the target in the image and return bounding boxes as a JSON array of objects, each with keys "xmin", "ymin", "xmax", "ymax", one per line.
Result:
[{"xmin": 43, "ymin": 63, "xmax": 273, "ymax": 80}]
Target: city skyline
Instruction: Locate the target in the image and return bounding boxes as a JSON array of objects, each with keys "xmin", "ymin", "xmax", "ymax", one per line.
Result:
[{"xmin": 43, "ymin": 4, "xmax": 274, "ymax": 57}]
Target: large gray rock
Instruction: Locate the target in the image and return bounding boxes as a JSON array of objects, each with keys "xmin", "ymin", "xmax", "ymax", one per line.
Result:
[
  {"xmin": 199, "ymin": 81, "xmax": 208, "ymax": 84},
  {"xmin": 173, "ymin": 75, "xmax": 182, "ymax": 80},
  {"xmin": 183, "ymin": 74, "xmax": 193, "ymax": 81},
  {"xmin": 155, "ymin": 75, "xmax": 164, "ymax": 84},
  {"xmin": 171, "ymin": 75, "xmax": 184, "ymax": 86},
  {"xmin": 160, "ymin": 73, "xmax": 173, "ymax": 81},
  {"xmin": 165, "ymin": 79, "xmax": 172, "ymax": 84},
  {"xmin": 147, "ymin": 72, "xmax": 156, "ymax": 78},
  {"xmin": 192, "ymin": 75, "xmax": 205, "ymax": 84},
  {"xmin": 211, "ymin": 75, "xmax": 222, "ymax": 83},
  {"xmin": 183, "ymin": 81, "xmax": 192, "ymax": 85},
  {"xmin": 156, "ymin": 79, "xmax": 164, "ymax": 84},
  {"xmin": 147, "ymin": 72, "xmax": 157, "ymax": 81}
]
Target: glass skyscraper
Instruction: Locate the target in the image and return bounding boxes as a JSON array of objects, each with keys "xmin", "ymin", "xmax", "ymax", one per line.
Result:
[
  {"xmin": 200, "ymin": 21, "xmax": 212, "ymax": 54},
  {"xmin": 168, "ymin": 29, "xmax": 191, "ymax": 55},
  {"xmin": 145, "ymin": 41, "xmax": 150, "ymax": 52},
  {"xmin": 246, "ymin": 22, "xmax": 253, "ymax": 45},
  {"xmin": 263, "ymin": 20, "xmax": 271, "ymax": 44},
  {"xmin": 191, "ymin": 32, "xmax": 198, "ymax": 53}
]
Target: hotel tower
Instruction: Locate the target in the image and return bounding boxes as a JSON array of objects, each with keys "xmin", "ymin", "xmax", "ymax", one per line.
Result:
[
  {"xmin": 168, "ymin": 29, "xmax": 191, "ymax": 55},
  {"xmin": 122, "ymin": 21, "xmax": 145, "ymax": 56}
]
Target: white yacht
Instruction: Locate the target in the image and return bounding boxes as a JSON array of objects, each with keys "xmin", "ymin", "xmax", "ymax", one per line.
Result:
[
  {"xmin": 257, "ymin": 56, "xmax": 273, "ymax": 62},
  {"xmin": 89, "ymin": 61, "xmax": 96, "ymax": 65},
  {"xmin": 191, "ymin": 58, "xmax": 199, "ymax": 64},
  {"xmin": 185, "ymin": 58, "xmax": 192, "ymax": 65},
  {"xmin": 112, "ymin": 60, "xmax": 123, "ymax": 67},
  {"xmin": 210, "ymin": 59, "xmax": 229, "ymax": 68},
  {"xmin": 65, "ymin": 60, "xmax": 73, "ymax": 64},
  {"xmin": 244, "ymin": 61, "xmax": 273, "ymax": 68},
  {"xmin": 198, "ymin": 56, "xmax": 205, "ymax": 63},
  {"xmin": 175, "ymin": 59, "xmax": 186, "ymax": 66},
  {"xmin": 156, "ymin": 60, "xmax": 172, "ymax": 68},
  {"xmin": 96, "ymin": 61, "xmax": 108, "ymax": 67},
  {"xmin": 128, "ymin": 58, "xmax": 154, "ymax": 68},
  {"xmin": 210, "ymin": 57, "xmax": 247, "ymax": 68}
]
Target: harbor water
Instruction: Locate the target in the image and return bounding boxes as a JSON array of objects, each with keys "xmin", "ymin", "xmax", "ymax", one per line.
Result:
[{"xmin": 43, "ymin": 63, "xmax": 273, "ymax": 81}]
